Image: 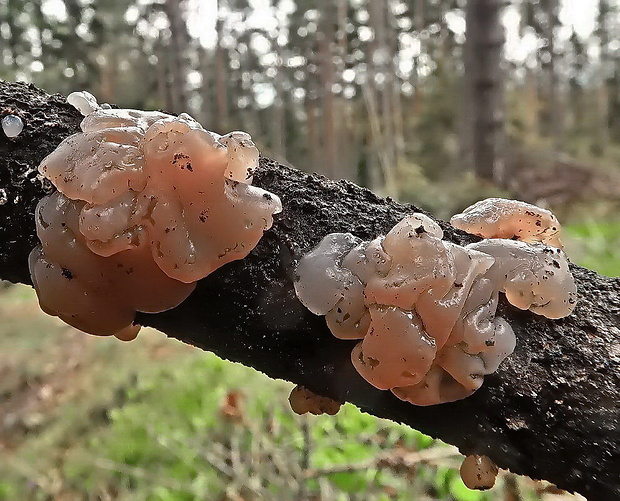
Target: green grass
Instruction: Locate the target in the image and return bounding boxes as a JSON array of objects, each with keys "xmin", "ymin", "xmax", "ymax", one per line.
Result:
[{"xmin": 564, "ymin": 219, "xmax": 620, "ymax": 277}]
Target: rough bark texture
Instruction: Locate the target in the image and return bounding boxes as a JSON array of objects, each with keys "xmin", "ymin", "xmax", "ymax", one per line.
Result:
[{"xmin": 0, "ymin": 81, "xmax": 618, "ymax": 500}]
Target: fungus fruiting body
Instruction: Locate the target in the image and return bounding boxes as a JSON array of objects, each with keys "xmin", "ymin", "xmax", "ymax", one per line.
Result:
[
  {"xmin": 459, "ymin": 454, "xmax": 499, "ymax": 490},
  {"xmin": 288, "ymin": 385, "xmax": 342, "ymax": 415},
  {"xmin": 295, "ymin": 203, "xmax": 576, "ymax": 406},
  {"xmin": 30, "ymin": 92, "xmax": 282, "ymax": 339},
  {"xmin": 67, "ymin": 91, "xmax": 100, "ymax": 116},
  {"xmin": 451, "ymin": 197, "xmax": 563, "ymax": 248},
  {"xmin": 2, "ymin": 114, "xmax": 23, "ymax": 138}
]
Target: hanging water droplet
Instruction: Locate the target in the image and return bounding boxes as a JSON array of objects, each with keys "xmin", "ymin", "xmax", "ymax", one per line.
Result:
[{"xmin": 2, "ymin": 115, "xmax": 24, "ymax": 138}]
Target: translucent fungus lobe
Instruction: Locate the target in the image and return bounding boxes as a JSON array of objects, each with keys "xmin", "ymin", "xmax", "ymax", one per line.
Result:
[
  {"xmin": 288, "ymin": 386, "xmax": 342, "ymax": 415},
  {"xmin": 67, "ymin": 91, "xmax": 100, "ymax": 116},
  {"xmin": 29, "ymin": 192, "xmax": 195, "ymax": 339},
  {"xmin": 30, "ymin": 96, "xmax": 282, "ymax": 339},
  {"xmin": 295, "ymin": 204, "xmax": 576, "ymax": 406},
  {"xmin": 451, "ymin": 197, "xmax": 563, "ymax": 248},
  {"xmin": 459, "ymin": 455, "xmax": 499, "ymax": 490}
]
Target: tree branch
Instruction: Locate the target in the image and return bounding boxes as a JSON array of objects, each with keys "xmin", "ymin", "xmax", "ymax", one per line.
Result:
[{"xmin": 1, "ymin": 81, "xmax": 618, "ymax": 500}]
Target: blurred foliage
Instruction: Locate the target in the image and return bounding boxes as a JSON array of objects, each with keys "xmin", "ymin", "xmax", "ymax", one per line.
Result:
[{"xmin": 565, "ymin": 219, "xmax": 620, "ymax": 277}]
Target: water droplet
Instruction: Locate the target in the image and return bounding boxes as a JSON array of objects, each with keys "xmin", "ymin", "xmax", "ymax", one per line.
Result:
[
  {"xmin": 2, "ymin": 115, "xmax": 24, "ymax": 138},
  {"xmin": 0, "ymin": 189, "xmax": 8, "ymax": 205}
]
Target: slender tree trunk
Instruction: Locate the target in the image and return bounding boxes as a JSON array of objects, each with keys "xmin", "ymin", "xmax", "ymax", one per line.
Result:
[
  {"xmin": 598, "ymin": 0, "xmax": 611, "ymax": 153},
  {"xmin": 367, "ymin": 0, "xmax": 397, "ymax": 196},
  {"xmin": 318, "ymin": 6, "xmax": 337, "ymax": 179},
  {"xmin": 98, "ymin": 47, "xmax": 118, "ymax": 104},
  {"xmin": 524, "ymin": 66, "xmax": 539, "ymax": 142},
  {"xmin": 164, "ymin": 0, "xmax": 189, "ymax": 113},
  {"xmin": 542, "ymin": 0, "xmax": 562, "ymax": 150},
  {"xmin": 271, "ymin": 36, "xmax": 286, "ymax": 161},
  {"xmin": 198, "ymin": 47, "xmax": 212, "ymax": 127},
  {"xmin": 464, "ymin": 0, "xmax": 506, "ymax": 183},
  {"xmin": 214, "ymin": 19, "xmax": 229, "ymax": 134},
  {"xmin": 305, "ymin": 92, "xmax": 320, "ymax": 172}
]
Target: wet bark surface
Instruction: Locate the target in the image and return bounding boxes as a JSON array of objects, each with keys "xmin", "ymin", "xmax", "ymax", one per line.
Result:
[{"xmin": 1, "ymin": 81, "xmax": 618, "ymax": 500}]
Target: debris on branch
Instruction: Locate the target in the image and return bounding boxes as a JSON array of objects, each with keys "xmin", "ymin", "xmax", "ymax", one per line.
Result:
[{"xmin": 0, "ymin": 81, "xmax": 618, "ymax": 500}]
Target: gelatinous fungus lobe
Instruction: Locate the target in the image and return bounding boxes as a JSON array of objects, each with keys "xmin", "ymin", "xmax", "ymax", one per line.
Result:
[
  {"xmin": 29, "ymin": 192, "xmax": 195, "ymax": 339},
  {"xmin": 459, "ymin": 455, "xmax": 499, "ymax": 490},
  {"xmin": 288, "ymin": 385, "xmax": 342, "ymax": 416},
  {"xmin": 140, "ymin": 121, "xmax": 281, "ymax": 282},
  {"xmin": 295, "ymin": 203, "xmax": 576, "ymax": 406},
  {"xmin": 451, "ymin": 197, "xmax": 564, "ymax": 248},
  {"xmin": 30, "ymin": 93, "xmax": 282, "ymax": 339}
]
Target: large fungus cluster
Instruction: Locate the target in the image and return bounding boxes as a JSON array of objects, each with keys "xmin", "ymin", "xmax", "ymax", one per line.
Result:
[
  {"xmin": 295, "ymin": 200, "xmax": 576, "ymax": 406},
  {"xmin": 29, "ymin": 92, "xmax": 281, "ymax": 340}
]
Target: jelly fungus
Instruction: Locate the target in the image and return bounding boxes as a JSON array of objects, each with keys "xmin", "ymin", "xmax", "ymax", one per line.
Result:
[
  {"xmin": 30, "ymin": 93, "xmax": 282, "ymax": 340},
  {"xmin": 67, "ymin": 91, "xmax": 100, "ymax": 116},
  {"xmin": 459, "ymin": 454, "xmax": 499, "ymax": 490},
  {"xmin": 288, "ymin": 385, "xmax": 342, "ymax": 416},
  {"xmin": 451, "ymin": 197, "xmax": 563, "ymax": 248},
  {"xmin": 295, "ymin": 205, "xmax": 576, "ymax": 406}
]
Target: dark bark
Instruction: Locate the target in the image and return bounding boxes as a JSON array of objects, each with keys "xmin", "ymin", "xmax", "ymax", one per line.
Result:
[{"xmin": 0, "ymin": 81, "xmax": 618, "ymax": 500}]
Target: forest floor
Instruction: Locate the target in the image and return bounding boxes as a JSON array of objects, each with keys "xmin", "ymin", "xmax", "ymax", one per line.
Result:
[{"xmin": 1, "ymin": 214, "xmax": 614, "ymax": 501}]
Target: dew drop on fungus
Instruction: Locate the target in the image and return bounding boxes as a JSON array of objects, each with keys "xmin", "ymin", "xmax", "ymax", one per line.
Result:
[{"xmin": 2, "ymin": 115, "xmax": 24, "ymax": 138}]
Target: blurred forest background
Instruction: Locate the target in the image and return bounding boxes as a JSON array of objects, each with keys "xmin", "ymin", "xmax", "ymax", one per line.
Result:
[
  {"xmin": 0, "ymin": 0, "xmax": 618, "ymax": 500},
  {"xmin": 3, "ymin": 0, "xmax": 620, "ymax": 221}
]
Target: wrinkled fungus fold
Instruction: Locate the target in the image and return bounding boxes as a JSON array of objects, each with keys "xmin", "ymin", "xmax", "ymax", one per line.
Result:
[
  {"xmin": 451, "ymin": 197, "xmax": 564, "ymax": 248},
  {"xmin": 30, "ymin": 92, "xmax": 282, "ymax": 339},
  {"xmin": 295, "ymin": 204, "xmax": 576, "ymax": 406}
]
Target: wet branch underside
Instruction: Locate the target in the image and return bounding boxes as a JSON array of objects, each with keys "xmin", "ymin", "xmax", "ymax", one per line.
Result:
[{"xmin": 0, "ymin": 81, "xmax": 618, "ymax": 500}]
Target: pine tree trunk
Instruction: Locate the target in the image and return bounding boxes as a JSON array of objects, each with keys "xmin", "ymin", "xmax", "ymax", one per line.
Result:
[
  {"xmin": 464, "ymin": 0, "xmax": 506, "ymax": 183},
  {"xmin": 164, "ymin": 0, "xmax": 189, "ymax": 113},
  {"xmin": 214, "ymin": 19, "xmax": 228, "ymax": 134},
  {"xmin": 318, "ymin": 6, "xmax": 337, "ymax": 179}
]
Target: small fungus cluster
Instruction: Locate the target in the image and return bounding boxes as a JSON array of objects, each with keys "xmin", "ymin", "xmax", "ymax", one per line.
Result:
[
  {"xmin": 29, "ymin": 92, "xmax": 281, "ymax": 340},
  {"xmin": 459, "ymin": 454, "xmax": 499, "ymax": 490},
  {"xmin": 288, "ymin": 385, "xmax": 342, "ymax": 416},
  {"xmin": 450, "ymin": 197, "xmax": 563, "ymax": 248},
  {"xmin": 295, "ymin": 199, "xmax": 576, "ymax": 406}
]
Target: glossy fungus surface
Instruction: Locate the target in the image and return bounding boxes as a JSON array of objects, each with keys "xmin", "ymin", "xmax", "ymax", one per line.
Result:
[
  {"xmin": 295, "ymin": 206, "xmax": 576, "ymax": 406},
  {"xmin": 30, "ymin": 93, "xmax": 282, "ymax": 339}
]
